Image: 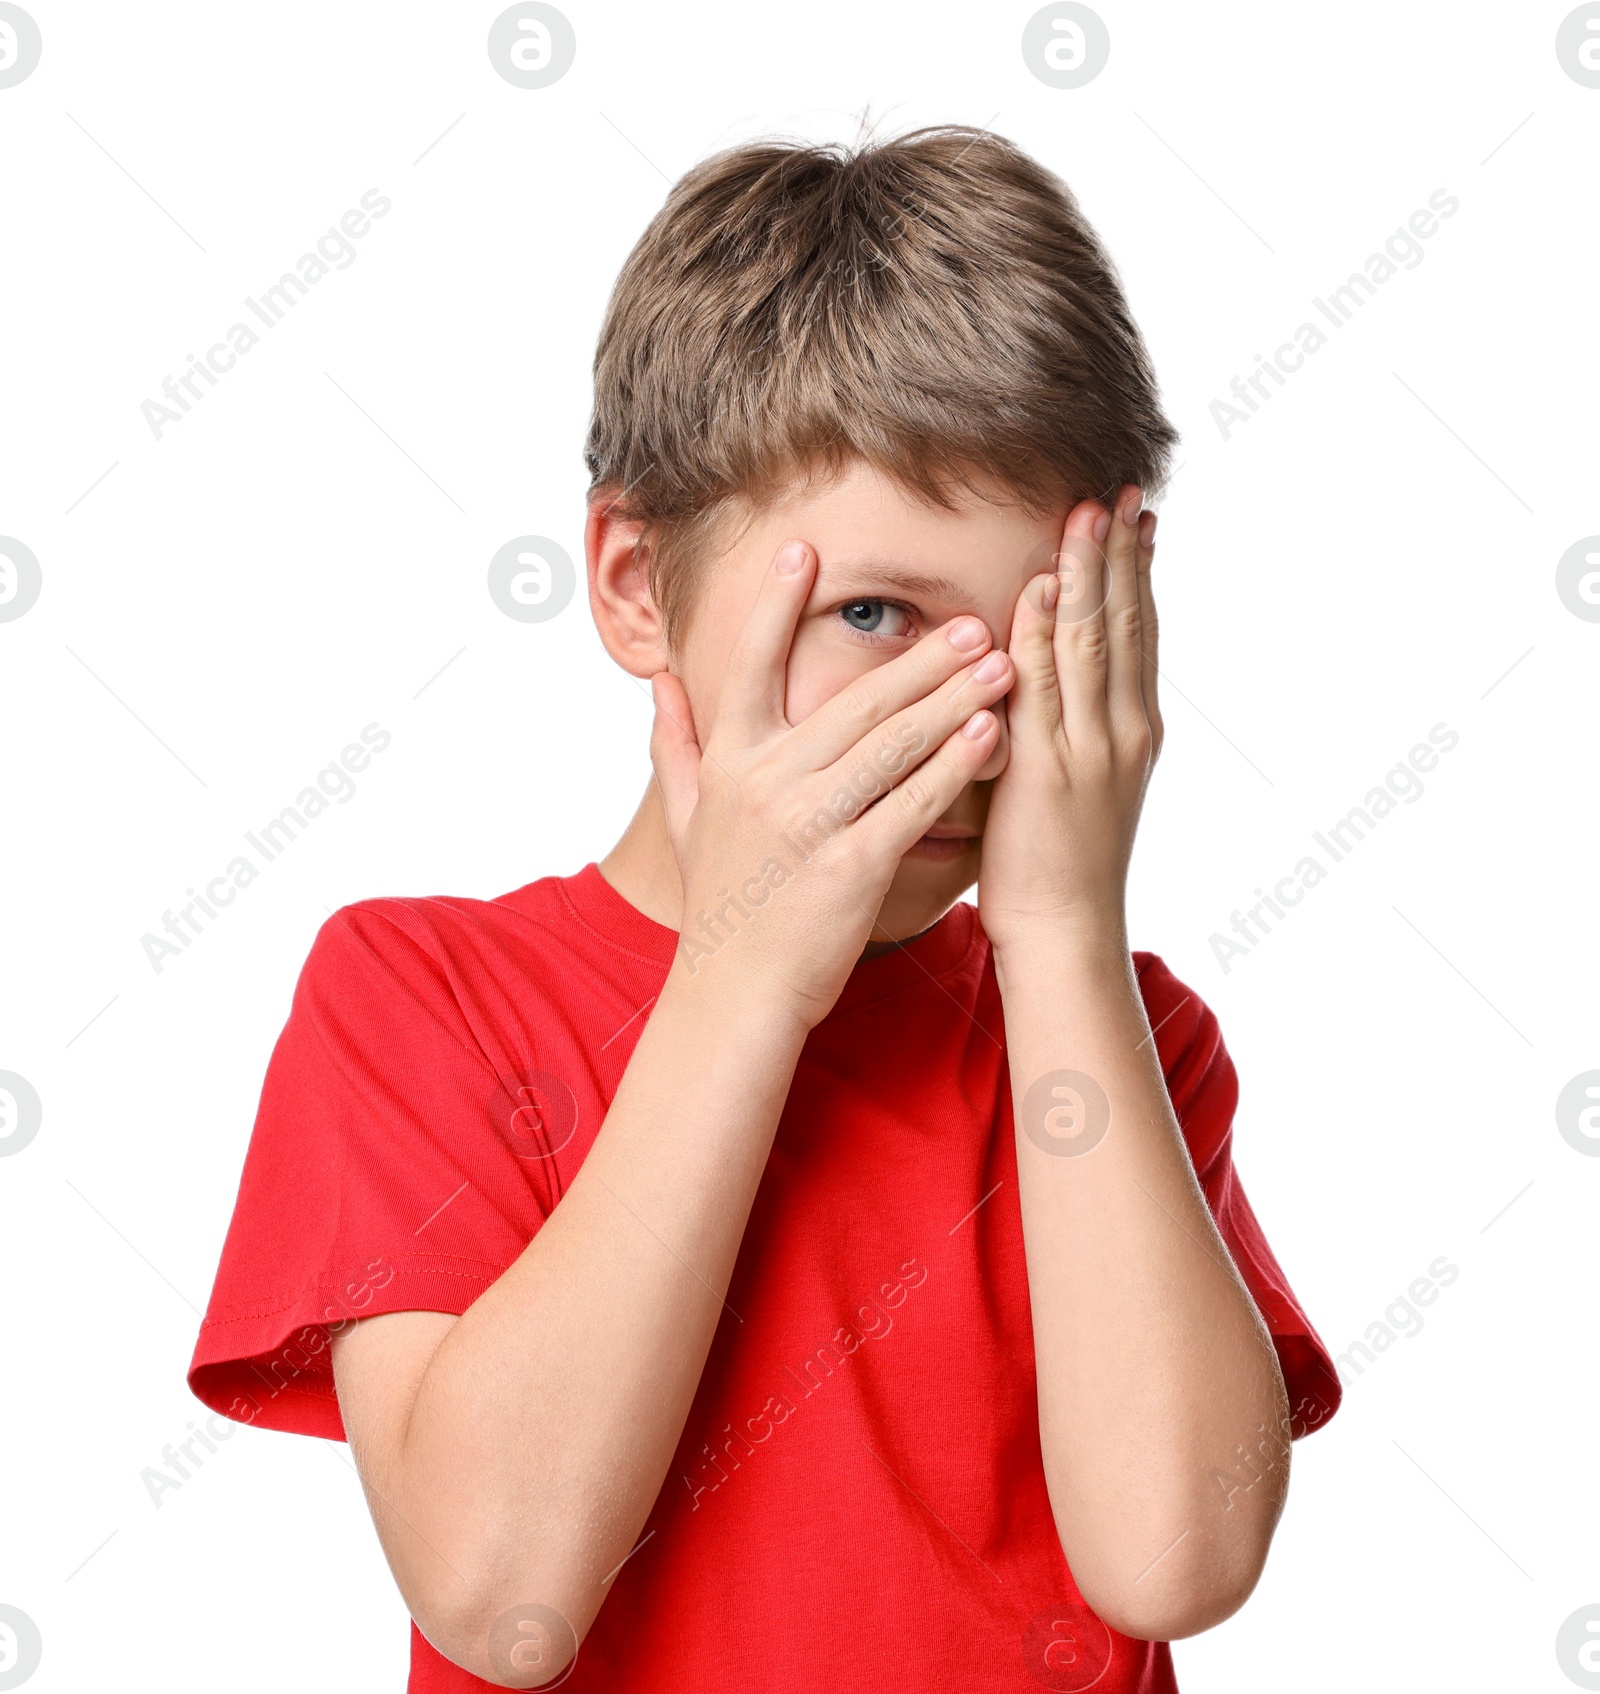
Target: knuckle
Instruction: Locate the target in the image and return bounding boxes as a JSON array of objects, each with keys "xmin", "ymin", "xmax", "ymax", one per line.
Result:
[
  {"xmin": 1116, "ymin": 722, "xmax": 1154, "ymax": 763},
  {"xmin": 866, "ymin": 765, "xmax": 899, "ymax": 803},
  {"xmin": 897, "ymin": 771, "xmax": 937, "ymax": 814},
  {"xmin": 868, "ymin": 720, "xmax": 924, "ymax": 778},
  {"xmin": 1110, "ymin": 604, "xmax": 1143, "ymax": 645},
  {"xmin": 849, "ymin": 760, "xmax": 892, "ymax": 805},
  {"xmin": 832, "ymin": 835, "xmax": 872, "ymax": 884},
  {"xmin": 837, "ymin": 683, "xmax": 885, "ymax": 730}
]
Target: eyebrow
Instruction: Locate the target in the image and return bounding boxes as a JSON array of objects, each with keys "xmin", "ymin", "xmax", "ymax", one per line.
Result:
[{"xmin": 814, "ymin": 558, "xmax": 981, "ymax": 611}]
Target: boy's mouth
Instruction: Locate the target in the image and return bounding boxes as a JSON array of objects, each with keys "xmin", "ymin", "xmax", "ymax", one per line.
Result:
[{"xmin": 904, "ymin": 826, "xmax": 981, "ymax": 862}]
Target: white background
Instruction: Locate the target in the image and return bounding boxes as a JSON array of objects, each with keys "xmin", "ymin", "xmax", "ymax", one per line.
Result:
[{"xmin": 2, "ymin": 1, "xmax": 1596, "ymax": 1689}]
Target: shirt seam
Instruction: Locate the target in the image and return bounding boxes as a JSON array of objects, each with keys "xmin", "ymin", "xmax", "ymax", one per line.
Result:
[
  {"xmin": 554, "ymin": 874, "xmax": 677, "ymax": 969},
  {"xmin": 826, "ymin": 915, "xmax": 988, "ymax": 1020},
  {"xmin": 199, "ymin": 1256, "xmax": 510, "ymax": 1329}
]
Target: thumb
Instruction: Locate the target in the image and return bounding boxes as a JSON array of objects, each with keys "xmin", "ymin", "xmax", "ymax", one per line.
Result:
[{"xmin": 649, "ymin": 670, "xmax": 702, "ymax": 853}]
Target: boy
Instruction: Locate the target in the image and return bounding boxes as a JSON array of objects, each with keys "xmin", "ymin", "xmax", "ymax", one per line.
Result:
[{"xmin": 190, "ymin": 125, "xmax": 1339, "ymax": 1691}]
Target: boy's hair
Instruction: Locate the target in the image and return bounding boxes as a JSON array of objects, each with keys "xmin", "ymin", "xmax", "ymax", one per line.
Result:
[{"xmin": 584, "ymin": 123, "xmax": 1178, "ymax": 644}]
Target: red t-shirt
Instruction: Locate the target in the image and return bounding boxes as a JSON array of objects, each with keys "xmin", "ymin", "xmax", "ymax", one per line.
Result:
[{"xmin": 189, "ymin": 863, "xmax": 1339, "ymax": 1692}]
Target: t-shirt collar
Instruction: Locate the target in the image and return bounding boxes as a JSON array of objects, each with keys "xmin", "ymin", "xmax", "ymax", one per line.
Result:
[{"xmin": 554, "ymin": 861, "xmax": 981, "ymax": 1019}]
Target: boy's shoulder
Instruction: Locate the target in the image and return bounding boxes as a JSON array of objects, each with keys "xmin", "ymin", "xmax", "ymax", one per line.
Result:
[
  {"xmin": 316, "ymin": 870, "xmax": 569, "ymax": 947},
  {"xmin": 305, "ymin": 863, "xmax": 665, "ymax": 979},
  {"xmin": 284, "ymin": 867, "xmax": 674, "ymax": 1078},
  {"xmin": 305, "ymin": 884, "xmax": 1220, "ymax": 1053},
  {"xmin": 297, "ymin": 886, "xmax": 1232, "ymax": 1164}
]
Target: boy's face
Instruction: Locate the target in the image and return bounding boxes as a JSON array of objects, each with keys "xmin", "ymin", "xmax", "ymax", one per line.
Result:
[{"xmin": 671, "ymin": 460, "xmax": 1071, "ymax": 945}]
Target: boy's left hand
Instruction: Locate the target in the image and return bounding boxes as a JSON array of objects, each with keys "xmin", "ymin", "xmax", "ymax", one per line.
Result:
[{"xmin": 977, "ymin": 485, "xmax": 1159, "ymax": 957}]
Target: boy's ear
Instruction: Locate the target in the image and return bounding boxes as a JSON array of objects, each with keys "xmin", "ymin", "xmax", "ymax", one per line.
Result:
[{"xmin": 585, "ymin": 491, "xmax": 670, "ymax": 678}]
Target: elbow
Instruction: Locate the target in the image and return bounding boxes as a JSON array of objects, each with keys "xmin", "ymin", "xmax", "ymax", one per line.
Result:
[
  {"xmin": 1077, "ymin": 1536, "xmax": 1270, "ymax": 1642},
  {"xmin": 1044, "ymin": 1443, "xmax": 1287, "ymax": 1641},
  {"xmin": 1085, "ymin": 1566, "xmax": 1261, "ymax": 1643},
  {"xmin": 413, "ymin": 1587, "xmax": 585, "ymax": 1689}
]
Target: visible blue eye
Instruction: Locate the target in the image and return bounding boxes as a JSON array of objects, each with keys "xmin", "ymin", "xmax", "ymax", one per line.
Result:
[{"xmin": 837, "ymin": 598, "xmax": 914, "ymax": 638}]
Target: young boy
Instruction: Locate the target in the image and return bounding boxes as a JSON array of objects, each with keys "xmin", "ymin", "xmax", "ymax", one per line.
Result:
[{"xmin": 189, "ymin": 125, "xmax": 1339, "ymax": 1691}]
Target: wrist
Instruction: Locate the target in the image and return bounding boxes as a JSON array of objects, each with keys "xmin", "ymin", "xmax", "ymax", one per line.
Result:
[
  {"xmin": 990, "ymin": 913, "xmax": 1134, "ymax": 995},
  {"xmin": 657, "ymin": 952, "xmax": 814, "ymax": 1051}
]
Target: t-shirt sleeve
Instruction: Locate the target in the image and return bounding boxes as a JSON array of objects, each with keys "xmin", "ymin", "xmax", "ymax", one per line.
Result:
[
  {"xmin": 1137, "ymin": 953, "xmax": 1341, "ymax": 1439},
  {"xmin": 188, "ymin": 900, "xmax": 555, "ymax": 1440}
]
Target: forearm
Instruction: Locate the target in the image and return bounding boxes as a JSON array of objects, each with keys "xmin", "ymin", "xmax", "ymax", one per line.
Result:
[
  {"xmin": 996, "ymin": 927, "xmax": 1288, "ymax": 1639},
  {"xmin": 376, "ymin": 965, "xmax": 806, "ymax": 1658},
  {"xmin": 338, "ymin": 552, "xmax": 1020, "ymax": 1679}
]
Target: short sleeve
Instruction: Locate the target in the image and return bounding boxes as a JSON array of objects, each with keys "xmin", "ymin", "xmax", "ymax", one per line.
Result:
[
  {"xmin": 1137, "ymin": 953, "xmax": 1342, "ymax": 1439},
  {"xmin": 188, "ymin": 901, "xmax": 553, "ymax": 1440}
]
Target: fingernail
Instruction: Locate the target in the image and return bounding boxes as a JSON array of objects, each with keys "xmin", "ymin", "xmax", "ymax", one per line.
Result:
[
  {"xmin": 1041, "ymin": 574, "xmax": 1061, "ymax": 612},
  {"xmin": 775, "ymin": 541, "xmax": 808, "ymax": 576},
  {"xmin": 1091, "ymin": 508, "xmax": 1111, "ymax": 545},
  {"xmin": 947, "ymin": 616, "xmax": 987, "ymax": 652},
  {"xmin": 1121, "ymin": 486, "xmax": 1143, "ymax": 525},
  {"xmin": 962, "ymin": 709, "xmax": 995, "ymax": 740},
  {"xmin": 1138, "ymin": 510, "xmax": 1158, "ymax": 549},
  {"xmin": 973, "ymin": 650, "xmax": 1008, "ymax": 683}
]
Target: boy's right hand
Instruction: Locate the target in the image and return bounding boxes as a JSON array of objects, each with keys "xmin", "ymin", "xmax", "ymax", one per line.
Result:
[{"xmin": 648, "ymin": 539, "xmax": 1012, "ymax": 1031}]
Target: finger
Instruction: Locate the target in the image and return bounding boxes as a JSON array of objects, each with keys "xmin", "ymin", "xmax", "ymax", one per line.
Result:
[
  {"xmin": 649, "ymin": 670, "xmax": 702, "ymax": 851},
  {"xmin": 1104, "ymin": 485, "xmax": 1146, "ymax": 727},
  {"xmin": 819, "ymin": 643, "xmax": 1015, "ymax": 808},
  {"xmin": 853, "ymin": 708, "xmax": 1002, "ymax": 862},
  {"xmin": 786, "ymin": 612, "xmax": 994, "ymax": 771},
  {"xmin": 1136, "ymin": 508, "xmax": 1163, "ymax": 760},
  {"xmin": 1005, "ymin": 566, "xmax": 1066, "ymax": 740},
  {"xmin": 716, "ymin": 540, "xmax": 816, "ymax": 746},
  {"xmin": 1051, "ymin": 500, "xmax": 1112, "ymax": 743}
]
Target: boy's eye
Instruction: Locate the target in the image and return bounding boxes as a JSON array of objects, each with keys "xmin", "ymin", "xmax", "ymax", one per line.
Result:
[{"xmin": 837, "ymin": 598, "xmax": 914, "ymax": 639}]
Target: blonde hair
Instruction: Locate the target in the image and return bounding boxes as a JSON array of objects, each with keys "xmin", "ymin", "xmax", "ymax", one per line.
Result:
[{"xmin": 584, "ymin": 123, "xmax": 1177, "ymax": 642}]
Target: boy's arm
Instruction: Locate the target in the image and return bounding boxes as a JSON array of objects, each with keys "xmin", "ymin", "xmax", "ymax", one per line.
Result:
[
  {"xmin": 332, "ymin": 971, "xmax": 804, "ymax": 1686},
  {"xmin": 981, "ymin": 491, "xmax": 1289, "ymax": 1643},
  {"xmin": 330, "ymin": 539, "xmax": 1016, "ymax": 1689}
]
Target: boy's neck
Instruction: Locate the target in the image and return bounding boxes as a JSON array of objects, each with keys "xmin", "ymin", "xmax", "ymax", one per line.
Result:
[{"xmin": 598, "ymin": 783, "xmax": 685, "ymax": 932}]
